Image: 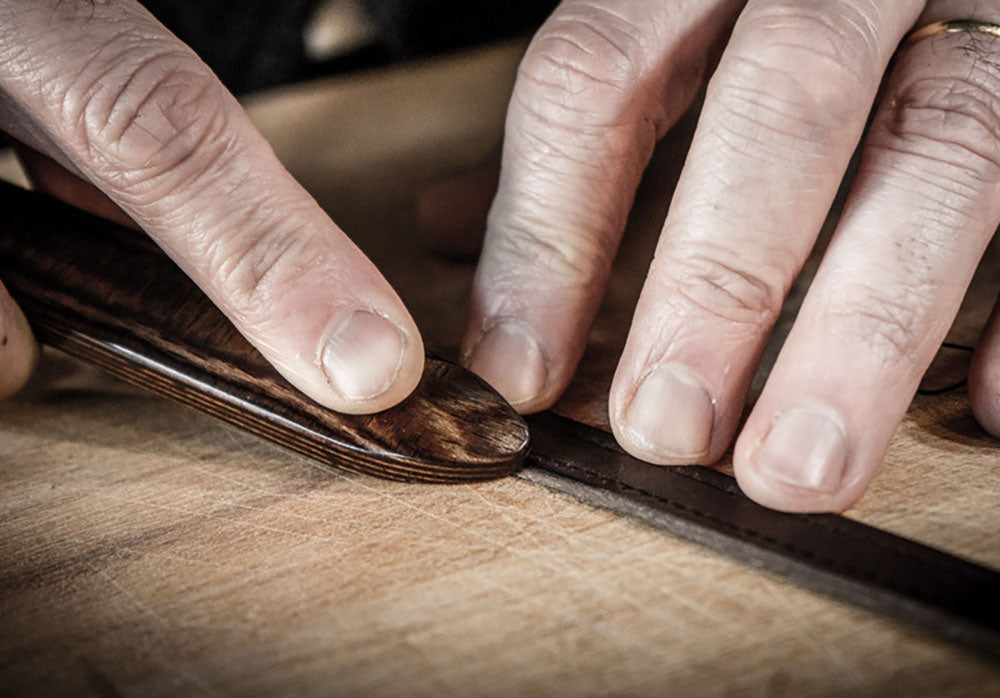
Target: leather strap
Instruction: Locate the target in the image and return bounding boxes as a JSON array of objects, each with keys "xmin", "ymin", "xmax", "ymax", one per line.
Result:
[{"xmin": 523, "ymin": 412, "xmax": 1000, "ymax": 662}]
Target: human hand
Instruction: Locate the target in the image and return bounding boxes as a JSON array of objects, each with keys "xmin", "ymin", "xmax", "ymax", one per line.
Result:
[
  {"xmin": 462, "ymin": 0, "xmax": 1000, "ymax": 512},
  {"xmin": 0, "ymin": 0, "xmax": 424, "ymax": 414}
]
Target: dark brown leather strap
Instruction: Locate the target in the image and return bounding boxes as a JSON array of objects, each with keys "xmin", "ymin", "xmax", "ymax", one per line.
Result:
[{"xmin": 523, "ymin": 412, "xmax": 1000, "ymax": 662}]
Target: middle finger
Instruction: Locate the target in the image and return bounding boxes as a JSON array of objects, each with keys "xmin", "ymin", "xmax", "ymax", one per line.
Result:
[{"xmin": 610, "ymin": 0, "xmax": 923, "ymax": 463}]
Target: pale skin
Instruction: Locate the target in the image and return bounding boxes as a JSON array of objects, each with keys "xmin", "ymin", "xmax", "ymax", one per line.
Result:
[{"xmin": 1, "ymin": 0, "xmax": 999, "ymax": 513}]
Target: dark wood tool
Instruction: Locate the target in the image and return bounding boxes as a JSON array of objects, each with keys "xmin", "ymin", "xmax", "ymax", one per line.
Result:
[
  {"xmin": 0, "ymin": 181, "xmax": 529, "ymax": 483},
  {"xmin": 2, "ymin": 180, "xmax": 998, "ymax": 661}
]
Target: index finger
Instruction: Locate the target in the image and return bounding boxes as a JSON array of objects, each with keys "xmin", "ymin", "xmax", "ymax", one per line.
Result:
[{"xmin": 0, "ymin": 0, "xmax": 423, "ymax": 413}]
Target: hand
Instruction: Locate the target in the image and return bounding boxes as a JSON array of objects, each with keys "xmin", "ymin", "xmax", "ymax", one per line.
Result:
[
  {"xmin": 462, "ymin": 0, "xmax": 1000, "ymax": 512},
  {"xmin": 0, "ymin": 0, "xmax": 424, "ymax": 414}
]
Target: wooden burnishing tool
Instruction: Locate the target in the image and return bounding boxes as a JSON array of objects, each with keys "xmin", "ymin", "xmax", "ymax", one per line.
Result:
[{"xmin": 0, "ymin": 181, "xmax": 529, "ymax": 483}]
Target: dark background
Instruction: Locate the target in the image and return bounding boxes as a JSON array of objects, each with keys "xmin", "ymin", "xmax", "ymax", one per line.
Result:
[{"xmin": 141, "ymin": 0, "xmax": 559, "ymax": 93}]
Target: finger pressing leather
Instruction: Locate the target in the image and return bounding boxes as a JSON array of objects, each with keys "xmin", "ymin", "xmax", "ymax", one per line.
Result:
[
  {"xmin": 610, "ymin": 0, "xmax": 922, "ymax": 465},
  {"xmin": 0, "ymin": 0, "xmax": 423, "ymax": 413},
  {"xmin": 735, "ymin": 6, "xmax": 1000, "ymax": 511},
  {"xmin": 0, "ymin": 281, "xmax": 38, "ymax": 399},
  {"xmin": 462, "ymin": 0, "xmax": 744, "ymax": 412}
]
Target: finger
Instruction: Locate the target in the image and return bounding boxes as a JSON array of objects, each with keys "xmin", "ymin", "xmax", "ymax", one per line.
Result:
[
  {"xmin": 609, "ymin": 0, "xmax": 923, "ymax": 463},
  {"xmin": 735, "ymin": 3, "xmax": 1000, "ymax": 511},
  {"xmin": 969, "ymin": 298, "xmax": 1000, "ymax": 437},
  {"xmin": 462, "ymin": 0, "xmax": 746, "ymax": 411},
  {"xmin": 0, "ymin": 0, "xmax": 423, "ymax": 414},
  {"xmin": 0, "ymin": 281, "xmax": 39, "ymax": 399}
]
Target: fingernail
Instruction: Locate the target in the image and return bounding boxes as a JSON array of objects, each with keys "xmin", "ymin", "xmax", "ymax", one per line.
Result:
[
  {"xmin": 464, "ymin": 321, "xmax": 547, "ymax": 407},
  {"xmin": 752, "ymin": 408, "xmax": 848, "ymax": 493},
  {"xmin": 321, "ymin": 310, "xmax": 406, "ymax": 401},
  {"xmin": 622, "ymin": 365, "xmax": 714, "ymax": 460}
]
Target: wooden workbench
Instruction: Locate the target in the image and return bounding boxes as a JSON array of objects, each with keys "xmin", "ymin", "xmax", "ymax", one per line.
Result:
[{"xmin": 2, "ymin": 42, "xmax": 998, "ymax": 696}]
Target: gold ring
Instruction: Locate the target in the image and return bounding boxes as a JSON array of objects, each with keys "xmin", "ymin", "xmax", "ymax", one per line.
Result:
[{"xmin": 908, "ymin": 19, "xmax": 1000, "ymax": 44}]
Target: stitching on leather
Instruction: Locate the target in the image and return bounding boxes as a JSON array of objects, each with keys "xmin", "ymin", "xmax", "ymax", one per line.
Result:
[
  {"xmin": 532, "ymin": 453, "xmax": 954, "ymax": 604},
  {"xmin": 556, "ymin": 422, "xmax": 988, "ymax": 582}
]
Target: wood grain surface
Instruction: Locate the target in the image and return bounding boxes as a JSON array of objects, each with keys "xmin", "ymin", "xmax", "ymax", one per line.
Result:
[{"xmin": 2, "ymin": 42, "xmax": 999, "ymax": 696}]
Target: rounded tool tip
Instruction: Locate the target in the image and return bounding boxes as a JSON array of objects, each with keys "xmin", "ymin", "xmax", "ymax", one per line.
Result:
[{"xmin": 333, "ymin": 356, "xmax": 531, "ymax": 483}]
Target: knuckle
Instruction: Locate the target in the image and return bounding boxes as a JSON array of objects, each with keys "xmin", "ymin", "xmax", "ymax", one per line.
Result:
[
  {"xmin": 876, "ymin": 75, "xmax": 1000, "ymax": 181},
  {"xmin": 488, "ymin": 208, "xmax": 614, "ymax": 288},
  {"xmin": 826, "ymin": 282, "xmax": 936, "ymax": 365},
  {"xmin": 662, "ymin": 247, "xmax": 789, "ymax": 328},
  {"xmin": 748, "ymin": 1, "xmax": 882, "ymax": 83},
  {"xmin": 714, "ymin": 55, "xmax": 850, "ymax": 151},
  {"xmin": 204, "ymin": 216, "xmax": 317, "ymax": 317},
  {"xmin": 63, "ymin": 48, "xmax": 236, "ymax": 205},
  {"xmin": 719, "ymin": 3, "xmax": 880, "ymax": 133},
  {"xmin": 517, "ymin": 6, "xmax": 647, "ymax": 128}
]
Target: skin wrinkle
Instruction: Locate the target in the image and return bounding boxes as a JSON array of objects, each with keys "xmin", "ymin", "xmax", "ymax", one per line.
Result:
[
  {"xmin": 743, "ymin": 1, "xmax": 888, "ymax": 85},
  {"xmin": 489, "ymin": 209, "xmax": 619, "ymax": 285},
  {"xmin": 824, "ymin": 299, "xmax": 945, "ymax": 371},
  {"xmin": 528, "ymin": 46, "xmax": 635, "ymax": 96},
  {"xmin": 679, "ymin": 251, "xmax": 786, "ymax": 313},
  {"xmin": 866, "ymin": 140, "xmax": 997, "ymax": 187},
  {"xmin": 101, "ymin": 60, "xmax": 211, "ymax": 151},
  {"xmin": 710, "ymin": 111, "xmax": 831, "ymax": 165},
  {"xmin": 546, "ymin": 16, "xmax": 643, "ymax": 67},
  {"xmin": 713, "ymin": 79, "xmax": 839, "ymax": 130},
  {"xmin": 515, "ymin": 38, "xmax": 657, "ymax": 134},
  {"xmin": 202, "ymin": 209, "xmax": 313, "ymax": 315},
  {"xmin": 53, "ymin": 29, "xmax": 170, "ymax": 120},
  {"xmin": 551, "ymin": 2, "xmax": 657, "ymax": 60},
  {"xmin": 111, "ymin": 108, "xmax": 235, "ymax": 213},
  {"xmin": 509, "ymin": 90, "xmax": 626, "ymax": 131},
  {"xmin": 0, "ymin": 17, "xmax": 145, "ymax": 165},
  {"xmin": 508, "ymin": 123, "xmax": 647, "ymax": 174},
  {"xmin": 38, "ymin": 11, "xmax": 156, "ymax": 106},
  {"xmin": 881, "ymin": 84, "xmax": 1000, "ymax": 171},
  {"xmin": 33, "ymin": 34, "xmax": 239, "ymax": 209},
  {"xmin": 716, "ymin": 52, "xmax": 866, "ymax": 132},
  {"xmin": 496, "ymin": 158, "xmax": 635, "ymax": 232},
  {"xmin": 99, "ymin": 73, "xmax": 229, "ymax": 186}
]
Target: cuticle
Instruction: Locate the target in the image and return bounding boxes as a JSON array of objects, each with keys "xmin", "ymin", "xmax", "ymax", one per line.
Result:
[
  {"xmin": 471, "ymin": 316, "xmax": 550, "ymax": 370},
  {"xmin": 318, "ymin": 306, "xmax": 409, "ymax": 402}
]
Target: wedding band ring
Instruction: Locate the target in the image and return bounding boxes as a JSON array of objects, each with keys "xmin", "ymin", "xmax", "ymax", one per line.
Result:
[{"xmin": 908, "ymin": 19, "xmax": 1000, "ymax": 44}]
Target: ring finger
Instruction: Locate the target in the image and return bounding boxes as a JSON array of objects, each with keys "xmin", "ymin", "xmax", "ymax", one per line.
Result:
[{"xmin": 735, "ymin": 0, "xmax": 1000, "ymax": 511}]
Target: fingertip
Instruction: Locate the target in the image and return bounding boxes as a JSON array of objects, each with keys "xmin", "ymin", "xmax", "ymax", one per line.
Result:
[
  {"xmin": 969, "ymin": 370, "xmax": 1000, "ymax": 438},
  {"xmin": 609, "ymin": 364, "xmax": 716, "ymax": 466},
  {"xmin": 732, "ymin": 405, "xmax": 865, "ymax": 514},
  {"xmin": 969, "ymin": 307, "xmax": 1000, "ymax": 438},
  {"xmin": 0, "ymin": 283, "xmax": 39, "ymax": 399},
  {"xmin": 313, "ymin": 308, "xmax": 425, "ymax": 415},
  {"xmin": 461, "ymin": 320, "xmax": 553, "ymax": 413}
]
